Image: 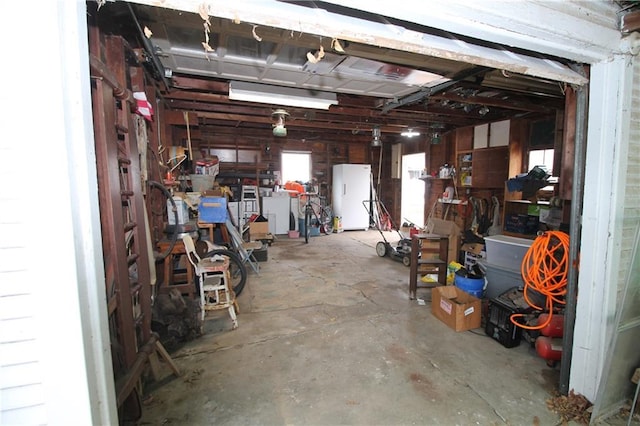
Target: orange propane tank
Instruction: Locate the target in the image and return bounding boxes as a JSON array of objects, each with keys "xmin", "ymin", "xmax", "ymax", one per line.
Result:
[
  {"xmin": 538, "ymin": 313, "xmax": 564, "ymax": 338},
  {"xmin": 535, "ymin": 336, "xmax": 563, "ymax": 361}
]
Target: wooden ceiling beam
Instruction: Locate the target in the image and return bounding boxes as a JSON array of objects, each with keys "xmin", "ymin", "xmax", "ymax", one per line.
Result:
[
  {"xmin": 622, "ymin": 10, "xmax": 640, "ymax": 33},
  {"xmin": 169, "ymin": 75, "xmax": 228, "ymax": 92},
  {"xmin": 430, "ymin": 92, "xmax": 557, "ymax": 113}
]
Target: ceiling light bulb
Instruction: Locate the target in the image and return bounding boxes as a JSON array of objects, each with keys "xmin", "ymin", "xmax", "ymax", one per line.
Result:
[
  {"xmin": 479, "ymin": 106, "xmax": 490, "ymax": 116},
  {"xmin": 401, "ymin": 128, "xmax": 420, "ymax": 137}
]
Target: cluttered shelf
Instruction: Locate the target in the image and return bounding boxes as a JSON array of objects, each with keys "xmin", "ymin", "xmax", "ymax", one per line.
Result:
[
  {"xmin": 419, "ymin": 176, "xmax": 452, "ymax": 182},
  {"xmin": 505, "ymin": 199, "xmax": 550, "ymax": 205},
  {"xmin": 503, "ymin": 197, "xmax": 564, "ymax": 239}
]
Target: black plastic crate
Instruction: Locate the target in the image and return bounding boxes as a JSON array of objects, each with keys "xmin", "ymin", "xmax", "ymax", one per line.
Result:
[
  {"xmin": 485, "ymin": 295, "xmax": 523, "ymax": 348},
  {"xmin": 253, "ymin": 246, "xmax": 268, "ymax": 262}
]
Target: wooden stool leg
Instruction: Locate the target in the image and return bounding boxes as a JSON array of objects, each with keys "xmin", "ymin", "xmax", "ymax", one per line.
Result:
[{"xmin": 228, "ymin": 305, "xmax": 238, "ymax": 329}]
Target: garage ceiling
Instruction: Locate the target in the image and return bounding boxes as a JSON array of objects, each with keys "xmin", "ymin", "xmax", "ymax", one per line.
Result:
[{"xmin": 92, "ymin": 1, "xmax": 635, "ymax": 143}]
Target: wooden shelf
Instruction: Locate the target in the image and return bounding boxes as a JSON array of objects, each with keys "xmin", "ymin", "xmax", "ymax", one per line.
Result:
[
  {"xmin": 409, "ymin": 234, "xmax": 449, "ymax": 300},
  {"xmin": 505, "ymin": 199, "xmax": 550, "ymax": 206},
  {"xmin": 420, "ymin": 177, "xmax": 452, "ymax": 182},
  {"xmin": 502, "ymin": 231, "xmax": 537, "ymax": 239},
  {"xmin": 437, "ymin": 198, "xmax": 467, "ymax": 205}
]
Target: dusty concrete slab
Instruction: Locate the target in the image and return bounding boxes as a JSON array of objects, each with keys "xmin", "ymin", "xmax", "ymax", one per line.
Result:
[{"xmin": 139, "ymin": 230, "xmax": 565, "ymax": 425}]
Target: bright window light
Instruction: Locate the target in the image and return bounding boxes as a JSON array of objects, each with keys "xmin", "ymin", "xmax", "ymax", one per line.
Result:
[
  {"xmin": 528, "ymin": 149, "xmax": 554, "ymax": 175},
  {"xmin": 282, "ymin": 151, "xmax": 311, "ymax": 184}
]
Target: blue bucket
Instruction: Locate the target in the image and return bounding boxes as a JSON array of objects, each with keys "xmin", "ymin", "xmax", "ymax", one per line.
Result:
[
  {"xmin": 455, "ymin": 275, "xmax": 485, "ymax": 298},
  {"xmin": 298, "ymin": 218, "xmax": 320, "ymax": 236}
]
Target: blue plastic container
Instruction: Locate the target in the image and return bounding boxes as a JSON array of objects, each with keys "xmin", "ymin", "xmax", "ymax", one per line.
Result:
[
  {"xmin": 454, "ymin": 275, "xmax": 485, "ymax": 298},
  {"xmin": 198, "ymin": 197, "xmax": 228, "ymax": 223},
  {"xmin": 298, "ymin": 218, "xmax": 320, "ymax": 236}
]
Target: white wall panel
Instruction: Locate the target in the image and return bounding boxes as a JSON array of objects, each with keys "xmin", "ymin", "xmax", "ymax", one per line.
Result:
[
  {"xmin": 571, "ymin": 55, "xmax": 638, "ymax": 405},
  {"xmin": 0, "ymin": 2, "xmax": 116, "ymax": 424}
]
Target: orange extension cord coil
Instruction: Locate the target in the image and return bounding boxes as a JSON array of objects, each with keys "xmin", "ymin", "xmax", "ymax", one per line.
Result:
[{"xmin": 510, "ymin": 230, "xmax": 571, "ymax": 330}]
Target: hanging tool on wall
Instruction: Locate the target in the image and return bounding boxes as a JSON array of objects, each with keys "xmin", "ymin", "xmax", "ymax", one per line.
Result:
[
  {"xmin": 477, "ymin": 198, "xmax": 491, "ymax": 235},
  {"xmin": 487, "ymin": 196, "xmax": 502, "ymax": 236}
]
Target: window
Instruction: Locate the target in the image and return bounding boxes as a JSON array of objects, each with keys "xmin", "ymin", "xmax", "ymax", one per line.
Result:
[
  {"xmin": 527, "ymin": 118, "xmax": 556, "ymax": 181},
  {"xmin": 281, "ymin": 151, "xmax": 311, "ymax": 184},
  {"xmin": 401, "ymin": 153, "xmax": 425, "ymax": 227},
  {"xmin": 528, "ymin": 148, "xmax": 554, "ymax": 176}
]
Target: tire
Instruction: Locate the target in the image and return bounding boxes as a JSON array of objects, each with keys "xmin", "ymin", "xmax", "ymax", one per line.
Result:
[
  {"xmin": 320, "ymin": 206, "xmax": 334, "ymax": 235},
  {"xmin": 148, "ymin": 180, "xmax": 178, "ymax": 261},
  {"xmin": 402, "ymin": 256, "xmax": 411, "ymax": 267},
  {"xmin": 203, "ymin": 249, "xmax": 247, "ymax": 296},
  {"xmin": 305, "ymin": 209, "xmax": 312, "ymax": 243},
  {"xmin": 376, "ymin": 241, "xmax": 387, "ymax": 257}
]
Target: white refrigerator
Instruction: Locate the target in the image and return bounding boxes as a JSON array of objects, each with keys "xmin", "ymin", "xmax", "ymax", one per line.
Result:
[{"xmin": 332, "ymin": 164, "xmax": 371, "ymax": 231}]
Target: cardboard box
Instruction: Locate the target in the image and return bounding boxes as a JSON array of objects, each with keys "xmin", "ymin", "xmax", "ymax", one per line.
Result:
[
  {"xmin": 431, "ymin": 286, "xmax": 482, "ymax": 332},
  {"xmin": 249, "ymin": 221, "xmax": 269, "ymax": 236},
  {"xmin": 427, "ymin": 218, "xmax": 461, "ymax": 264}
]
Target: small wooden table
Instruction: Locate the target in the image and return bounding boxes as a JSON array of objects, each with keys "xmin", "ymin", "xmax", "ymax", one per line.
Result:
[
  {"xmin": 197, "ymin": 221, "xmax": 230, "ymax": 244},
  {"xmin": 157, "ymin": 239, "xmax": 196, "ymax": 297}
]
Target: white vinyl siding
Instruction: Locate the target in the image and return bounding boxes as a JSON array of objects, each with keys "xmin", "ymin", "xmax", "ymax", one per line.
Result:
[
  {"xmin": 589, "ymin": 53, "xmax": 640, "ymax": 421},
  {"xmin": 619, "ymin": 57, "xmax": 640, "ymax": 294},
  {"xmin": 0, "ymin": 2, "xmax": 116, "ymax": 424},
  {"xmin": 572, "ymin": 51, "xmax": 639, "ymax": 416},
  {"xmin": 0, "ymin": 138, "xmax": 47, "ymax": 424}
]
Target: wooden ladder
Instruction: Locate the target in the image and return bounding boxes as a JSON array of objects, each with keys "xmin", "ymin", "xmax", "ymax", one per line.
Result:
[{"xmin": 89, "ymin": 33, "xmax": 179, "ymax": 415}]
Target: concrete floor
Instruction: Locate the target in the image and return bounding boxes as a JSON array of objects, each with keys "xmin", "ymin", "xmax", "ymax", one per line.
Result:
[{"xmin": 139, "ymin": 230, "xmax": 571, "ymax": 425}]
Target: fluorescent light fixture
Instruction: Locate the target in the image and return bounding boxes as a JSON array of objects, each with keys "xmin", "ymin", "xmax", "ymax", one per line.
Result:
[
  {"xmin": 229, "ymin": 81, "xmax": 338, "ymax": 110},
  {"xmin": 401, "ymin": 128, "xmax": 420, "ymax": 138}
]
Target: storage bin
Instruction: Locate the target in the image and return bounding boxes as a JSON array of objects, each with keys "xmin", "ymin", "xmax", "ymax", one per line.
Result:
[
  {"xmin": 253, "ymin": 246, "xmax": 268, "ymax": 262},
  {"xmin": 288, "ymin": 230, "xmax": 299, "ymax": 239},
  {"xmin": 198, "ymin": 196, "xmax": 228, "ymax": 223},
  {"xmin": 504, "ymin": 214, "xmax": 539, "ymax": 235},
  {"xmin": 477, "ymin": 260, "xmax": 525, "ymax": 300},
  {"xmin": 167, "ymin": 196, "xmax": 189, "ymax": 225},
  {"xmin": 190, "ymin": 174, "xmax": 216, "ymax": 192},
  {"xmin": 483, "ymin": 234, "xmax": 534, "ymax": 270},
  {"xmin": 485, "ymin": 295, "xmax": 523, "ymax": 348},
  {"xmin": 454, "ymin": 275, "xmax": 485, "ymax": 298},
  {"xmin": 298, "ymin": 218, "xmax": 320, "ymax": 237}
]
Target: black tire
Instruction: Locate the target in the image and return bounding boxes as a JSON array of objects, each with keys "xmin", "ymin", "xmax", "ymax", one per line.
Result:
[
  {"xmin": 305, "ymin": 208, "xmax": 312, "ymax": 243},
  {"xmin": 402, "ymin": 256, "xmax": 411, "ymax": 267},
  {"xmin": 203, "ymin": 249, "xmax": 247, "ymax": 296},
  {"xmin": 376, "ymin": 241, "xmax": 387, "ymax": 257},
  {"xmin": 320, "ymin": 206, "xmax": 334, "ymax": 235},
  {"xmin": 148, "ymin": 180, "xmax": 178, "ymax": 261}
]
